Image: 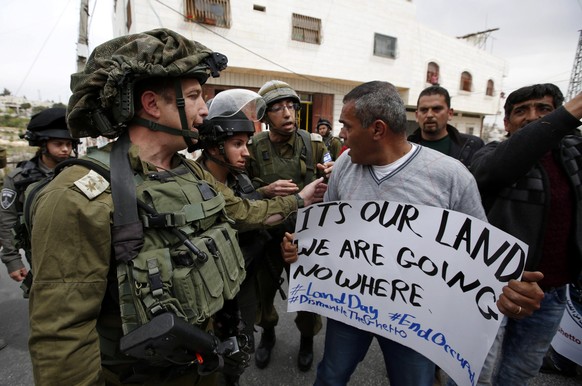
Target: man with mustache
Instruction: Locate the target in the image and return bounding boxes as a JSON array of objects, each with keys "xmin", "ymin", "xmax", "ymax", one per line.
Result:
[
  {"xmin": 409, "ymin": 86, "xmax": 484, "ymax": 167},
  {"xmin": 468, "ymin": 84, "xmax": 582, "ymax": 385}
]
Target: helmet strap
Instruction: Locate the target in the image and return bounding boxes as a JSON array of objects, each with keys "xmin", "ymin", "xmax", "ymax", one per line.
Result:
[
  {"xmin": 205, "ymin": 151, "xmax": 246, "ymax": 174},
  {"xmin": 173, "ymin": 79, "xmax": 197, "ymax": 151}
]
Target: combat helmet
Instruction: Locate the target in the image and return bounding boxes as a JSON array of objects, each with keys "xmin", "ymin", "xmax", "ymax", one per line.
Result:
[
  {"xmin": 316, "ymin": 118, "xmax": 332, "ymax": 131},
  {"xmin": 198, "ymin": 89, "xmax": 265, "ymax": 172},
  {"xmin": 21, "ymin": 107, "xmax": 80, "ymax": 146},
  {"xmin": 199, "ymin": 89, "xmax": 265, "ymax": 149},
  {"xmin": 258, "ymin": 80, "xmax": 300, "ymax": 107},
  {"xmin": 67, "ymin": 28, "xmax": 227, "ymax": 150}
]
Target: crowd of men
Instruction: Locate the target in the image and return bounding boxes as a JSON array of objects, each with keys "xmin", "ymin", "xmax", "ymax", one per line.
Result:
[{"xmin": 0, "ymin": 27, "xmax": 581, "ymax": 386}]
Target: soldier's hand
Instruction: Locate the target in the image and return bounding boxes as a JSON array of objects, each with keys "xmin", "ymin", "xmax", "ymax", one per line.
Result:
[
  {"xmin": 298, "ymin": 177, "xmax": 327, "ymax": 206},
  {"xmin": 497, "ymin": 271, "xmax": 544, "ymax": 320},
  {"xmin": 264, "ymin": 179, "xmax": 299, "ymax": 197},
  {"xmin": 281, "ymin": 232, "xmax": 298, "ymax": 264},
  {"xmin": 317, "ymin": 161, "xmax": 334, "ymax": 180},
  {"xmin": 9, "ymin": 267, "xmax": 28, "ymax": 282}
]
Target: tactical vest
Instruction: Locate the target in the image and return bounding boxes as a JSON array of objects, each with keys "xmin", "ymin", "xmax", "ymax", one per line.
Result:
[
  {"xmin": 26, "ymin": 144, "xmax": 246, "ymax": 335},
  {"xmin": 11, "ymin": 158, "xmax": 51, "ymax": 212},
  {"xmin": 249, "ymin": 130, "xmax": 315, "ymax": 189}
]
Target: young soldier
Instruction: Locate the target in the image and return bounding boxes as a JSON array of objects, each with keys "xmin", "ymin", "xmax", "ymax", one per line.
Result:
[
  {"xmin": 246, "ymin": 80, "xmax": 332, "ymax": 372},
  {"xmin": 317, "ymin": 118, "xmax": 342, "ymax": 161},
  {"xmin": 0, "ymin": 108, "xmax": 77, "ymax": 283}
]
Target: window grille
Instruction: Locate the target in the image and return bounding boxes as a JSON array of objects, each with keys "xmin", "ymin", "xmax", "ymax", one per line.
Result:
[
  {"xmin": 185, "ymin": 0, "xmax": 231, "ymax": 28},
  {"xmin": 292, "ymin": 13, "xmax": 322, "ymax": 44}
]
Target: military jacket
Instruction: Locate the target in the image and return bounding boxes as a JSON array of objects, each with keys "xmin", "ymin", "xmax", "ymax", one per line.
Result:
[
  {"xmin": 28, "ymin": 143, "xmax": 298, "ymax": 385},
  {"xmin": 0, "ymin": 156, "xmax": 52, "ymax": 274},
  {"xmin": 322, "ymin": 134, "xmax": 343, "ymax": 161},
  {"xmin": 246, "ymin": 130, "xmax": 329, "ymax": 196}
]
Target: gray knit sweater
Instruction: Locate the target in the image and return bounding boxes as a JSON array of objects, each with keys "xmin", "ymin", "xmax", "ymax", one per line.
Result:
[{"xmin": 326, "ymin": 145, "xmax": 487, "ymax": 221}]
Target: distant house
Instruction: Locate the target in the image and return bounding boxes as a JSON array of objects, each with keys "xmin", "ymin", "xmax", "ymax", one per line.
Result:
[{"xmin": 111, "ymin": 0, "xmax": 507, "ymax": 137}]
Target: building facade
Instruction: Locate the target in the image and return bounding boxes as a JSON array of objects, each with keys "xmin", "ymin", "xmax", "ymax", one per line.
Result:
[{"xmin": 111, "ymin": 0, "xmax": 507, "ymax": 136}]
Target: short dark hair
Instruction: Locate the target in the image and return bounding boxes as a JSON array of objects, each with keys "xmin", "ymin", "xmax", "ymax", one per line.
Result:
[
  {"xmin": 504, "ymin": 83, "xmax": 564, "ymax": 119},
  {"xmin": 133, "ymin": 77, "xmax": 175, "ymax": 112},
  {"xmin": 343, "ymin": 81, "xmax": 407, "ymax": 133},
  {"xmin": 417, "ymin": 86, "xmax": 451, "ymax": 108}
]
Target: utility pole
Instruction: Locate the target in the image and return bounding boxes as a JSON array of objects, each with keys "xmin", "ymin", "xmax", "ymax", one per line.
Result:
[
  {"xmin": 567, "ymin": 30, "xmax": 582, "ymax": 101},
  {"xmin": 77, "ymin": 0, "xmax": 90, "ymax": 72}
]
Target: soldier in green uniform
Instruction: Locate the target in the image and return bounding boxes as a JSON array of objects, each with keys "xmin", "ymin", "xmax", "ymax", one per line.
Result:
[
  {"xmin": 27, "ymin": 29, "xmax": 324, "ymax": 386},
  {"xmin": 316, "ymin": 118, "xmax": 342, "ymax": 161},
  {"xmin": 246, "ymin": 80, "xmax": 333, "ymax": 372},
  {"xmin": 196, "ymin": 88, "xmax": 326, "ymax": 386},
  {"xmin": 0, "ymin": 108, "xmax": 77, "ymax": 283}
]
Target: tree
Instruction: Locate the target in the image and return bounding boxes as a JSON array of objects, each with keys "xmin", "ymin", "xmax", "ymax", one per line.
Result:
[
  {"xmin": 20, "ymin": 102, "xmax": 32, "ymax": 111},
  {"xmin": 32, "ymin": 106, "xmax": 46, "ymax": 114},
  {"xmin": 1, "ymin": 88, "xmax": 11, "ymax": 96},
  {"xmin": 52, "ymin": 102, "xmax": 66, "ymax": 109}
]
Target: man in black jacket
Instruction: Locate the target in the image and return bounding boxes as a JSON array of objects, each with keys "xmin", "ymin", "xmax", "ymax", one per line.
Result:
[
  {"xmin": 469, "ymin": 84, "xmax": 582, "ymax": 385},
  {"xmin": 409, "ymin": 86, "xmax": 484, "ymax": 167}
]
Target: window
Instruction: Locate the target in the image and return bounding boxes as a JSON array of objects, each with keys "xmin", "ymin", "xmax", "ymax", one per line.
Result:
[
  {"xmin": 185, "ymin": 0, "xmax": 231, "ymax": 28},
  {"xmin": 486, "ymin": 79, "xmax": 495, "ymax": 96},
  {"xmin": 426, "ymin": 62, "xmax": 440, "ymax": 85},
  {"xmin": 292, "ymin": 13, "xmax": 322, "ymax": 44},
  {"xmin": 374, "ymin": 33, "xmax": 397, "ymax": 59},
  {"xmin": 460, "ymin": 71, "xmax": 472, "ymax": 92}
]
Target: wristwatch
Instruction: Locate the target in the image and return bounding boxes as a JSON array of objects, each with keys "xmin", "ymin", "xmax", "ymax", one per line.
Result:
[{"xmin": 295, "ymin": 193, "xmax": 305, "ymax": 208}]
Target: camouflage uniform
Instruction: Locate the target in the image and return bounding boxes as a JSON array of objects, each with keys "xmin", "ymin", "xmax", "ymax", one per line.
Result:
[
  {"xmin": 28, "ymin": 29, "xmax": 303, "ymax": 386},
  {"xmin": 247, "ymin": 81, "xmax": 328, "ymax": 371}
]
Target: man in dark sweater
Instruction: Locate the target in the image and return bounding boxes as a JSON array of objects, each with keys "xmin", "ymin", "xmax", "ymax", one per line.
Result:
[
  {"xmin": 409, "ymin": 86, "xmax": 484, "ymax": 167},
  {"xmin": 469, "ymin": 84, "xmax": 582, "ymax": 385}
]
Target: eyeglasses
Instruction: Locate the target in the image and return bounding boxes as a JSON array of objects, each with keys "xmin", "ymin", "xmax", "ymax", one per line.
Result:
[{"xmin": 267, "ymin": 102, "xmax": 302, "ymax": 113}]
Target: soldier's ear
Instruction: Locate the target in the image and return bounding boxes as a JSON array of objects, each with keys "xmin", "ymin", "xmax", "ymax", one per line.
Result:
[{"xmin": 140, "ymin": 91, "xmax": 161, "ymax": 118}]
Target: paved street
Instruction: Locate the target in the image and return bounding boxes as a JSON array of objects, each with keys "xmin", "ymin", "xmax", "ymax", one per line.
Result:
[{"xmin": 1, "ymin": 272, "xmax": 580, "ymax": 386}]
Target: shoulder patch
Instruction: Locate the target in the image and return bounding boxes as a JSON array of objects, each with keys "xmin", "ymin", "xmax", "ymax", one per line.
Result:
[
  {"xmin": 310, "ymin": 132, "xmax": 323, "ymax": 142},
  {"xmin": 74, "ymin": 170, "xmax": 110, "ymax": 200},
  {"xmin": 1, "ymin": 188, "xmax": 17, "ymax": 210}
]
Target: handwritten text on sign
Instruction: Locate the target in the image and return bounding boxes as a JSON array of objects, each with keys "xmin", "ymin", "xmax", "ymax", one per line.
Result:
[{"xmin": 288, "ymin": 201, "xmax": 528, "ymax": 386}]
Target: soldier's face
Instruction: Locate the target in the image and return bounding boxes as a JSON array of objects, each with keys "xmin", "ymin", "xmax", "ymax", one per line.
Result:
[
  {"xmin": 45, "ymin": 139, "xmax": 73, "ymax": 161},
  {"xmin": 318, "ymin": 125, "xmax": 331, "ymax": 136},
  {"xmin": 157, "ymin": 78, "xmax": 208, "ymax": 148},
  {"xmin": 266, "ymin": 98, "xmax": 297, "ymax": 133},
  {"xmin": 223, "ymin": 133, "xmax": 250, "ymax": 169}
]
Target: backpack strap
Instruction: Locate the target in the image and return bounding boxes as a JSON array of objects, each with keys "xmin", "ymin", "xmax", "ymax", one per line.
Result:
[
  {"xmin": 297, "ymin": 129, "xmax": 314, "ymax": 183},
  {"xmin": 110, "ymin": 132, "xmax": 145, "ymax": 264}
]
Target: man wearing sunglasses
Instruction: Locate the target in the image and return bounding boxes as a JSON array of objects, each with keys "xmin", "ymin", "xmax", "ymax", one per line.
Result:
[{"xmin": 246, "ymin": 80, "xmax": 333, "ymax": 373}]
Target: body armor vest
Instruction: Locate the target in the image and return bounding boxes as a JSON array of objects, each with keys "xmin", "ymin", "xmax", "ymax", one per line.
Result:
[
  {"xmin": 250, "ymin": 130, "xmax": 314, "ymax": 189},
  {"xmin": 69, "ymin": 147, "xmax": 246, "ymax": 333}
]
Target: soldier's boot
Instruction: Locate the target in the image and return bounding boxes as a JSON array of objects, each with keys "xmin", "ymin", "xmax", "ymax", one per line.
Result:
[
  {"xmin": 297, "ymin": 335, "xmax": 314, "ymax": 372},
  {"xmin": 254, "ymin": 328, "xmax": 276, "ymax": 369}
]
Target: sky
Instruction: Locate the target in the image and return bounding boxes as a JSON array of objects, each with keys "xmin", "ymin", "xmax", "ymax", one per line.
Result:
[{"xmin": 1, "ymin": 0, "xmax": 581, "ymax": 104}]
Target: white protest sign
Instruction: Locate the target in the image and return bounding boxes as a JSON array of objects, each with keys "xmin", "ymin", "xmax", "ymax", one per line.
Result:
[
  {"xmin": 551, "ymin": 285, "xmax": 582, "ymax": 366},
  {"xmin": 288, "ymin": 200, "xmax": 528, "ymax": 386}
]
